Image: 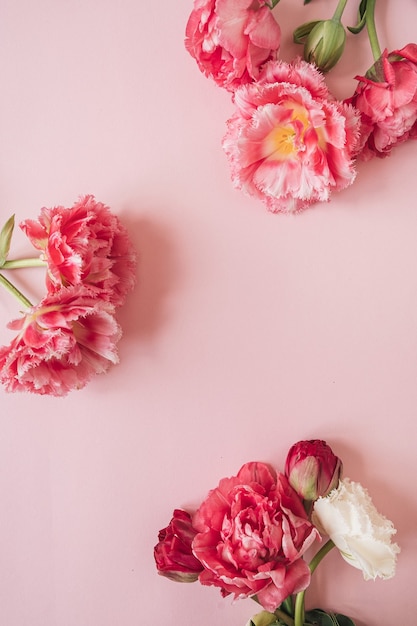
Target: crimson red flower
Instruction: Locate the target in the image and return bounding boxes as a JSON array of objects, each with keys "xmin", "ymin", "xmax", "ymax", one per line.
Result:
[
  {"xmin": 0, "ymin": 285, "xmax": 121, "ymax": 396},
  {"xmin": 185, "ymin": 0, "xmax": 281, "ymax": 92},
  {"xmin": 191, "ymin": 462, "xmax": 320, "ymax": 612},
  {"xmin": 285, "ymin": 439, "xmax": 342, "ymax": 501},
  {"xmin": 20, "ymin": 195, "xmax": 137, "ymax": 307},
  {"xmin": 347, "ymin": 44, "xmax": 417, "ymax": 160},
  {"xmin": 154, "ymin": 510, "xmax": 204, "ymax": 582}
]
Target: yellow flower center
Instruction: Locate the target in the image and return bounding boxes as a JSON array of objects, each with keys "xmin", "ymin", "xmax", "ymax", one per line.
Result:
[{"xmin": 263, "ymin": 103, "xmax": 310, "ymax": 161}]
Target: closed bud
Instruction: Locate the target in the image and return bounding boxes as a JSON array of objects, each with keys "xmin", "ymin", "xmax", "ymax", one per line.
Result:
[
  {"xmin": 285, "ymin": 439, "xmax": 343, "ymax": 501},
  {"xmin": 302, "ymin": 19, "xmax": 346, "ymax": 72},
  {"xmin": 246, "ymin": 611, "xmax": 281, "ymax": 626}
]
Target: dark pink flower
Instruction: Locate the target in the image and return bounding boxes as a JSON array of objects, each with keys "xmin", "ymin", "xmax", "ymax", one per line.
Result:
[
  {"xmin": 347, "ymin": 44, "xmax": 417, "ymax": 160},
  {"xmin": 285, "ymin": 440, "xmax": 342, "ymax": 501},
  {"xmin": 191, "ymin": 462, "xmax": 320, "ymax": 612},
  {"xmin": 20, "ymin": 195, "xmax": 136, "ymax": 307},
  {"xmin": 0, "ymin": 286, "xmax": 121, "ymax": 396},
  {"xmin": 223, "ymin": 59, "xmax": 360, "ymax": 212},
  {"xmin": 154, "ymin": 509, "xmax": 204, "ymax": 582},
  {"xmin": 185, "ymin": 0, "xmax": 281, "ymax": 92}
]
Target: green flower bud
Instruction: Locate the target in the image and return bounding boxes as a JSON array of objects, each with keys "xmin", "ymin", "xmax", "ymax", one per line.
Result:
[
  {"xmin": 296, "ymin": 19, "xmax": 346, "ymax": 72},
  {"xmin": 246, "ymin": 611, "xmax": 280, "ymax": 626}
]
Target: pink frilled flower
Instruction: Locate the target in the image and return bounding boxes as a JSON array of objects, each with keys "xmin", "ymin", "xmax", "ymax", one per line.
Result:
[
  {"xmin": 185, "ymin": 0, "xmax": 281, "ymax": 92},
  {"xmin": 347, "ymin": 44, "xmax": 417, "ymax": 160},
  {"xmin": 191, "ymin": 461, "xmax": 320, "ymax": 612},
  {"xmin": 223, "ymin": 58, "xmax": 361, "ymax": 212},
  {"xmin": 20, "ymin": 195, "xmax": 137, "ymax": 307},
  {"xmin": 0, "ymin": 286, "xmax": 121, "ymax": 397}
]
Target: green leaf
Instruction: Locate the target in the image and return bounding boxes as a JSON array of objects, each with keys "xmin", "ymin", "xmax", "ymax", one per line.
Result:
[
  {"xmin": 293, "ymin": 20, "xmax": 321, "ymax": 44},
  {"xmin": 347, "ymin": 0, "xmax": 368, "ymax": 34},
  {"xmin": 264, "ymin": 0, "xmax": 281, "ymax": 8},
  {"xmin": 333, "ymin": 616, "xmax": 355, "ymax": 626},
  {"xmin": 0, "ymin": 214, "xmax": 15, "ymax": 266},
  {"xmin": 305, "ymin": 609, "xmax": 355, "ymax": 626}
]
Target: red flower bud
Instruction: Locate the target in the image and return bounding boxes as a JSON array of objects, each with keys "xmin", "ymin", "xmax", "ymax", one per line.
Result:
[
  {"xmin": 285, "ymin": 440, "xmax": 342, "ymax": 501},
  {"xmin": 154, "ymin": 509, "xmax": 203, "ymax": 582}
]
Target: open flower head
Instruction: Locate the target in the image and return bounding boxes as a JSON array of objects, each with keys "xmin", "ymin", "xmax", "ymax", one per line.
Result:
[
  {"xmin": 192, "ymin": 461, "xmax": 320, "ymax": 612},
  {"xmin": 347, "ymin": 43, "xmax": 417, "ymax": 160},
  {"xmin": 0, "ymin": 285, "xmax": 121, "ymax": 397},
  {"xmin": 185, "ymin": 0, "xmax": 281, "ymax": 91},
  {"xmin": 223, "ymin": 58, "xmax": 360, "ymax": 212},
  {"xmin": 312, "ymin": 478, "xmax": 400, "ymax": 580},
  {"xmin": 20, "ymin": 195, "xmax": 137, "ymax": 307}
]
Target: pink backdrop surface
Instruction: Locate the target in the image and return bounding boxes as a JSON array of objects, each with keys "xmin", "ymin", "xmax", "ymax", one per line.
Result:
[{"xmin": 0, "ymin": 1, "xmax": 416, "ymax": 624}]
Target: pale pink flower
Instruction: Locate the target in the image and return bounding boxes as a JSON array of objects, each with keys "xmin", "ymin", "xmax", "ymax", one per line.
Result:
[
  {"xmin": 20, "ymin": 195, "xmax": 137, "ymax": 306},
  {"xmin": 185, "ymin": 0, "xmax": 281, "ymax": 91},
  {"xmin": 0, "ymin": 286, "xmax": 121, "ymax": 396},
  {"xmin": 347, "ymin": 44, "xmax": 417, "ymax": 160},
  {"xmin": 223, "ymin": 58, "xmax": 360, "ymax": 212},
  {"xmin": 192, "ymin": 462, "xmax": 320, "ymax": 612}
]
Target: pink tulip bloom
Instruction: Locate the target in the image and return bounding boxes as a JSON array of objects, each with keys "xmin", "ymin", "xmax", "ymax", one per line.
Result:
[
  {"xmin": 347, "ymin": 44, "xmax": 417, "ymax": 160},
  {"xmin": 223, "ymin": 58, "xmax": 360, "ymax": 212},
  {"xmin": 0, "ymin": 286, "xmax": 121, "ymax": 396},
  {"xmin": 185, "ymin": 0, "xmax": 281, "ymax": 92},
  {"xmin": 192, "ymin": 462, "xmax": 320, "ymax": 612},
  {"xmin": 154, "ymin": 509, "xmax": 204, "ymax": 582},
  {"xmin": 20, "ymin": 195, "xmax": 136, "ymax": 307},
  {"xmin": 285, "ymin": 439, "xmax": 342, "ymax": 501}
]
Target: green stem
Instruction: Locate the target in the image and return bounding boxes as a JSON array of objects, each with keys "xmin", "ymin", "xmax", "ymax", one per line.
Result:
[
  {"xmin": 0, "ymin": 272, "xmax": 33, "ymax": 308},
  {"xmin": 274, "ymin": 607, "xmax": 295, "ymax": 626},
  {"xmin": 308, "ymin": 539, "xmax": 335, "ymax": 575},
  {"xmin": 2, "ymin": 257, "xmax": 46, "ymax": 269},
  {"xmin": 293, "ymin": 540, "xmax": 335, "ymax": 626},
  {"xmin": 281, "ymin": 596, "xmax": 294, "ymax": 617},
  {"xmin": 332, "ymin": 0, "xmax": 348, "ymax": 22},
  {"xmin": 293, "ymin": 591, "xmax": 305, "ymax": 626},
  {"xmin": 365, "ymin": 0, "xmax": 381, "ymax": 61}
]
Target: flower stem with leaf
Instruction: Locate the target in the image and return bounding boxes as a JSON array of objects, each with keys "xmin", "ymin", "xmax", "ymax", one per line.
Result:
[
  {"xmin": 293, "ymin": 540, "xmax": 335, "ymax": 626},
  {"xmin": 0, "ymin": 213, "xmax": 46, "ymax": 308}
]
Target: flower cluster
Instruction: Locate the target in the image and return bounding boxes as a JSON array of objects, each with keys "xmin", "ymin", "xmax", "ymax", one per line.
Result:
[
  {"xmin": 154, "ymin": 439, "xmax": 400, "ymax": 626},
  {"xmin": 0, "ymin": 195, "xmax": 137, "ymax": 397},
  {"xmin": 185, "ymin": 0, "xmax": 417, "ymax": 212}
]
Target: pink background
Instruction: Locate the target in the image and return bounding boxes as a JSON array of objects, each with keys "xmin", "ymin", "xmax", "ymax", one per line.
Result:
[{"xmin": 0, "ymin": 1, "xmax": 416, "ymax": 624}]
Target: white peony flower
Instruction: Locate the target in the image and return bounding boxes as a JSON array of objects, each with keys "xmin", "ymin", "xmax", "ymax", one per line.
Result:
[{"xmin": 312, "ymin": 478, "xmax": 400, "ymax": 581}]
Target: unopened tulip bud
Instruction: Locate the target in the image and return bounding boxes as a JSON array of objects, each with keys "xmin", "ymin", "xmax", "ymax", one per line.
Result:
[
  {"xmin": 285, "ymin": 439, "xmax": 343, "ymax": 501},
  {"xmin": 306, "ymin": 19, "xmax": 346, "ymax": 71},
  {"xmin": 294, "ymin": 19, "xmax": 346, "ymax": 72}
]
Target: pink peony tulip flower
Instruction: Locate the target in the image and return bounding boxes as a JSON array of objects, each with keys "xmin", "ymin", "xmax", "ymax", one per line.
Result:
[
  {"xmin": 185, "ymin": 0, "xmax": 281, "ymax": 92},
  {"xmin": 285, "ymin": 439, "xmax": 342, "ymax": 502},
  {"xmin": 20, "ymin": 195, "xmax": 137, "ymax": 307},
  {"xmin": 0, "ymin": 285, "xmax": 121, "ymax": 396},
  {"xmin": 154, "ymin": 509, "xmax": 204, "ymax": 582},
  {"xmin": 223, "ymin": 58, "xmax": 360, "ymax": 212},
  {"xmin": 191, "ymin": 462, "xmax": 320, "ymax": 612},
  {"xmin": 347, "ymin": 44, "xmax": 417, "ymax": 160}
]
